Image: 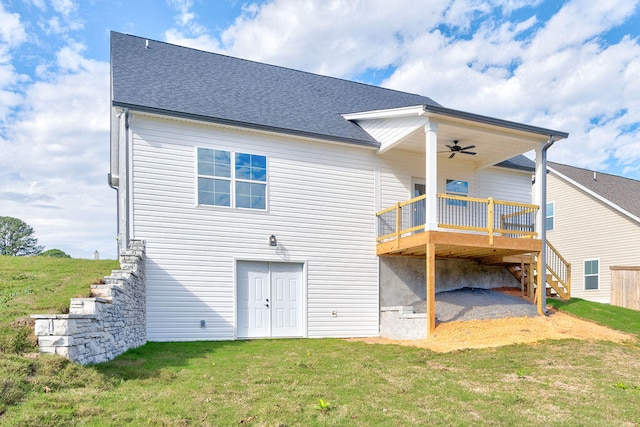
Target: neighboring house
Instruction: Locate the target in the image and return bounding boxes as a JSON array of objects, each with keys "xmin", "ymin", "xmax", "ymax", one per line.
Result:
[
  {"xmin": 546, "ymin": 162, "xmax": 640, "ymax": 303},
  {"xmin": 109, "ymin": 32, "xmax": 569, "ymax": 342}
]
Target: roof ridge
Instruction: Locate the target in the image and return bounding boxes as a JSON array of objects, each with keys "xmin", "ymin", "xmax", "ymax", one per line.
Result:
[{"xmin": 112, "ymin": 31, "xmax": 440, "ymax": 106}]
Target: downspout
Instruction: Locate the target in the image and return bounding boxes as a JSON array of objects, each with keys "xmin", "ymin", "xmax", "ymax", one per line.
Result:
[
  {"xmin": 123, "ymin": 108, "xmax": 131, "ymax": 251},
  {"xmin": 107, "ymin": 108, "xmax": 130, "ymax": 255},
  {"xmin": 107, "ymin": 170, "xmax": 120, "ymax": 256},
  {"xmin": 537, "ymin": 135, "xmax": 556, "ymax": 315}
]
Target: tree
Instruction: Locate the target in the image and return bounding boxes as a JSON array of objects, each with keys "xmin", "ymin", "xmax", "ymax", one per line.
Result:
[
  {"xmin": 0, "ymin": 216, "xmax": 44, "ymax": 256},
  {"xmin": 40, "ymin": 248, "xmax": 71, "ymax": 258}
]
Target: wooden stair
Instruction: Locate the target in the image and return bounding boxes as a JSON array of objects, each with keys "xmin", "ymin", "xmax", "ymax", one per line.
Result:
[
  {"xmin": 505, "ymin": 264, "xmax": 570, "ymax": 300},
  {"xmin": 485, "ymin": 241, "xmax": 571, "ymax": 301}
]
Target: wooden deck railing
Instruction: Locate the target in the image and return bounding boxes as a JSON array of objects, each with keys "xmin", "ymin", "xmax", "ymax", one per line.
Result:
[
  {"xmin": 545, "ymin": 240, "xmax": 571, "ymax": 298},
  {"xmin": 376, "ymin": 194, "xmax": 539, "ymax": 246}
]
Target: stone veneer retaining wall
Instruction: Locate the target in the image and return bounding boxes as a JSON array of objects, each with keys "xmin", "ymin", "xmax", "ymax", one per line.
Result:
[{"xmin": 31, "ymin": 240, "xmax": 146, "ymax": 364}]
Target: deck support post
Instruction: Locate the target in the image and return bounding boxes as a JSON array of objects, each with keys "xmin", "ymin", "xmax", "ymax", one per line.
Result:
[
  {"xmin": 536, "ymin": 250, "xmax": 545, "ymax": 315},
  {"xmin": 426, "ymin": 242, "xmax": 436, "ymax": 336},
  {"xmin": 527, "ymin": 261, "xmax": 535, "ymax": 300}
]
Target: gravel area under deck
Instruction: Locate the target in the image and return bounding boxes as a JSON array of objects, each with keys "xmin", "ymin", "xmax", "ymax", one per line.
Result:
[{"xmin": 411, "ymin": 287, "xmax": 539, "ymax": 322}]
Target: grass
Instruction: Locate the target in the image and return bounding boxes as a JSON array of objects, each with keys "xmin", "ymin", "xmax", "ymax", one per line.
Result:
[
  {"xmin": 2, "ymin": 339, "xmax": 640, "ymax": 426},
  {"xmin": 0, "ymin": 256, "xmax": 639, "ymax": 425},
  {"xmin": 0, "ymin": 256, "xmax": 119, "ymax": 353},
  {"xmin": 547, "ymin": 297, "xmax": 640, "ymax": 338}
]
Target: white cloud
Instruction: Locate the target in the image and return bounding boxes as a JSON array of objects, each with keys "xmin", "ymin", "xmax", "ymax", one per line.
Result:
[
  {"xmin": 0, "ymin": 3, "xmax": 28, "ymax": 46},
  {"xmin": 164, "ymin": 29, "xmax": 221, "ymax": 52},
  {"xmin": 219, "ymin": 0, "xmax": 452, "ymax": 77},
  {"xmin": 164, "ymin": 0, "xmax": 222, "ymax": 52},
  {"xmin": 160, "ymin": 0, "xmax": 640, "ymax": 178},
  {"xmin": 0, "ymin": 3, "xmax": 28, "ymax": 125},
  {"xmin": 0, "ymin": 40, "xmax": 114, "ymax": 258},
  {"xmin": 39, "ymin": 0, "xmax": 84, "ymax": 34},
  {"xmin": 51, "ymin": 0, "xmax": 76, "ymax": 17}
]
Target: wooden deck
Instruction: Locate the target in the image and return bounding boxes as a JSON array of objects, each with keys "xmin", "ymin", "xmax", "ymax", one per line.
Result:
[
  {"xmin": 375, "ymin": 194, "xmax": 561, "ymax": 336},
  {"xmin": 377, "ymin": 229, "xmax": 542, "ymax": 260},
  {"xmin": 376, "ymin": 193, "xmax": 541, "ymax": 261}
]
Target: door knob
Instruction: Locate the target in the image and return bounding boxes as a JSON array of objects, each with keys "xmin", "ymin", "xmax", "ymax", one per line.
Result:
[{"xmin": 265, "ymin": 303, "xmax": 270, "ymax": 308}]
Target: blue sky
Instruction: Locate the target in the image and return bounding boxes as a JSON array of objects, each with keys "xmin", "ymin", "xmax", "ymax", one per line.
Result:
[{"xmin": 1, "ymin": 0, "xmax": 639, "ymax": 259}]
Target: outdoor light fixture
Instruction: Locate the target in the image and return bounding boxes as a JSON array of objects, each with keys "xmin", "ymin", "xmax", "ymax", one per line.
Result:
[{"xmin": 269, "ymin": 235, "xmax": 277, "ymax": 246}]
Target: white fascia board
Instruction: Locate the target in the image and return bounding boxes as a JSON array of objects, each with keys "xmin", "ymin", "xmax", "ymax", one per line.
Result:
[
  {"xmin": 549, "ymin": 167, "xmax": 640, "ymax": 225},
  {"xmin": 130, "ymin": 109, "xmax": 379, "ymax": 151},
  {"xmin": 342, "ymin": 105, "xmax": 426, "ymax": 121}
]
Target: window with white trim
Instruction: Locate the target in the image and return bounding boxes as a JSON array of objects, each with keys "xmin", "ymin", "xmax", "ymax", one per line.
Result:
[
  {"xmin": 197, "ymin": 148, "xmax": 267, "ymax": 210},
  {"xmin": 546, "ymin": 202, "xmax": 555, "ymax": 231},
  {"xmin": 446, "ymin": 179, "xmax": 468, "ymax": 207},
  {"xmin": 584, "ymin": 259, "xmax": 599, "ymax": 290}
]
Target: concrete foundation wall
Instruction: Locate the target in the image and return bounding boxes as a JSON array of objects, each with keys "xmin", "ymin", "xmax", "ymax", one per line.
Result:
[
  {"xmin": 380, "ymin": 257, "xmax": 518, "ymax": 306},
  {"xmin": 380, "ymin": 306, "xmax": 426, "ymax": 340}
]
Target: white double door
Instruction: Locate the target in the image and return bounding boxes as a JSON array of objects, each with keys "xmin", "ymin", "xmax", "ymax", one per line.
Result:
[{"xmin": 237, "ymin": 261, "xmax": 303, "ymax": 338}]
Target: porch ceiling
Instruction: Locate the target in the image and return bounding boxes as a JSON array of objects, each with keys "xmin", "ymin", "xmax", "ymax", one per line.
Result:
[{"xmin": 397, "ymin": 119, "xmax": 547, "ymax": 169}]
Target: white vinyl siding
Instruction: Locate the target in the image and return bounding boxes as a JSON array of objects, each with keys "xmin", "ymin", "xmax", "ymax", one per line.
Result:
[
  {"xmin": 355, "ymin": 116, "xmax": 429, "ymax": 153},
  {"xmin": 129, "ymin": 114, "xmax": 379, "ymax": 341},
  {"xmin": 378, "ymin": 150, "xmax": 532, "ymax": 212},
  {"xmin": 546, "ymin": 172, "xmax": 640, "ymax": 303},
  {"xmin": 475, "ymin": 167, "xmax": 532, "ymax": 204}
]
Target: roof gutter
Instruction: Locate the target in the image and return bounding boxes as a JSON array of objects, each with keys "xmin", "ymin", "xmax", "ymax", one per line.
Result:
[
  {"xmin": 112, "ymin": 102, "xmax": 381, "ymax": 149},
  {"xmin": 108, "ymin": 108, "xmax": 130, "ymax": 255},
  {"xmin": 422, "ymin": 104, "xmax": 569, "ymax": 140}
]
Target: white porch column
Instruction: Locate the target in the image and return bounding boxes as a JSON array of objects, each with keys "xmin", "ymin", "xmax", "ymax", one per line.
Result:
[
  {"xmin": 534, "ymin": 142, "xmax": 547, "ymax": 315},
  {"xmin": 425, "ymin": 119, "xmax": 439, "ymax": 230}
]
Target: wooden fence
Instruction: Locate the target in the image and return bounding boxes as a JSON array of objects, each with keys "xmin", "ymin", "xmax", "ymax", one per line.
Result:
[{"xmin": 610, "ymin": 266, "xmax": 640, "ymax": 311}]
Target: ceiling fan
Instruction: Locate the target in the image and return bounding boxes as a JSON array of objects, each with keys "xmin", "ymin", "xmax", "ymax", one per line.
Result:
[{"xmin": 440, "ymin": 140, "xmax": 476, "ymax": 158}]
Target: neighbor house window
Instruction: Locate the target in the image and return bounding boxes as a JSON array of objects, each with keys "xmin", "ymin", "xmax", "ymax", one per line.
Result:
[
  {"xmin": 546, "ymin": 202, "xmax": 555, "ymax": 231},
  {"xmin": 584, "ymin": 259, "xmax": 599, "ymax": 290},
  {"xmin": 446, "ymin": 179, "xmax": 468, "ymax": 206},
  {"xmin": 197, "ymin": 148, "xmax": 267, "ymax": 210}
]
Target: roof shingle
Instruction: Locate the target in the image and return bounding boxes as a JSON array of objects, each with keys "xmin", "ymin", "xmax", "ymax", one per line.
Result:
[
  {"xmin": 548, "ymin": 162, "xmax": 640, "ymax": 218},
  {"xmin": 111, "ymin": 32, "xmax": 440, "ymax": 146}
]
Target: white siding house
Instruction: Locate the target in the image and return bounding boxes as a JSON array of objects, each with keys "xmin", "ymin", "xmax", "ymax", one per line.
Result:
[
  {"xmin": 547, "ymin": 162, "xmax": 640, "ymax": 303},
  {"xmin": 130, "ymin": 115, "xmax": 380, "ymax": 340},
  {"xmin": 110, "ymin": 32, "xmax": 569, "ymax": 342}
]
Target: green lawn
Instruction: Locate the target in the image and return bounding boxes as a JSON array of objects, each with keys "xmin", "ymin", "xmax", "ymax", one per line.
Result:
[
  {"xmin": 0, "ymin": 256, "xmax": 119, "ymax": 354},
  {"xmin": 547, "ymin": 297, "xmax": 640, "ymax": 338},
  {"xmin": 1, "ymin": 257, "xmax": 639, "ymax": 426}
]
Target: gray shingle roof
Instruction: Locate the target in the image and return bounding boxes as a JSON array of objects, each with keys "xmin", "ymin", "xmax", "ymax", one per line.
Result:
[
  {"xmin": 110, "ymin": 32, "xmax": 441, "ymax": 146},
  {"xmin": 496, "ymin": 155, "xmax": 535, "ymax": 172},
  {"xmin": 548, "ymin": 162, "xmax": 640, "ymax": 218}
]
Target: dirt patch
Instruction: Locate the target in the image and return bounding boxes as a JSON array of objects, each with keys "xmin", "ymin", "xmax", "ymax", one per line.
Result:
[{"xmin": 349, "ymin": 310, "xmax": 636, "ymax": 353}]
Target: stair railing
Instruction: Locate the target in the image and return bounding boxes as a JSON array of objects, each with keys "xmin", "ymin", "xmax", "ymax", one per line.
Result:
[{"xmin": 545, "ymin": 240, "xmax": 571, "ymax": 297}]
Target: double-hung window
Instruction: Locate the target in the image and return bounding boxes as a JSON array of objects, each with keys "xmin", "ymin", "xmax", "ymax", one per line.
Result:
[
  {"xmin": 446, "ymin": 179, "xmax": 468, "ymax": 207},
  {"xmin": 197, "ymin": 148, "xmax": 267, "ymax": 210},
  {"xmin": 546, "ymin": 202, "xmax": 555, "ymax": 231},
  {"xmin": 584, "ymin": 259, "xmax": 599, "ymax": 290}
]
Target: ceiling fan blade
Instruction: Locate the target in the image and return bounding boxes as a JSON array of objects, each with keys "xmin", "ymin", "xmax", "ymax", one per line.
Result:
[
  {"xmin": 449, "ymin": 152, "xmax": 456, "ymax": 159},
  {"xmin": 461, "ymin": 145, "xmax": 475, "ymax": 151},
  {"xmin": 445, "ymin": 145, "xmax": 454, "ymax": 150},
  {"xmin": 461, "ymin": 151, "xmax": 477, "ymax": 155}
]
